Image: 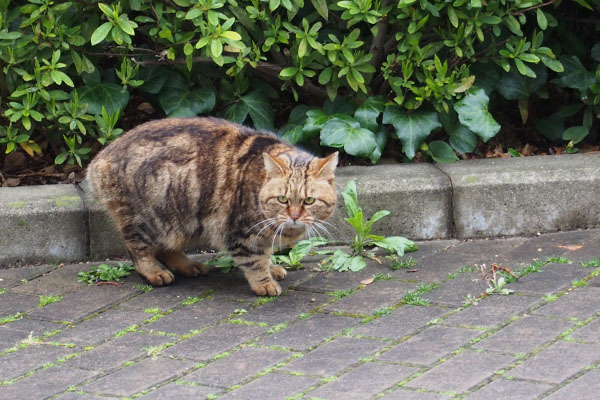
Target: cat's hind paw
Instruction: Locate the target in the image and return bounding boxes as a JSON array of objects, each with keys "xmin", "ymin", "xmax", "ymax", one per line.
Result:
[
  {"xmin": 252, "ymin": 280, "xmax": 282, "ymax": 296},
  {"xmin": 270, "ymin": 266, "xmax": 287, "ymax": 281},
  {"xmin": 146, "ymin": 269, "xmax": 175, "ymax": 286}
]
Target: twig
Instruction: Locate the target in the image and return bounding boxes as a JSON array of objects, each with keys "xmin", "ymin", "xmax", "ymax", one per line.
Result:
[
  {"xmin": 97, "ymin": 281, "xmax": 121, "ymax": 286},
  {"xmin": 513, "ymin": 0, "xmax": 557, "ymax": 16}
]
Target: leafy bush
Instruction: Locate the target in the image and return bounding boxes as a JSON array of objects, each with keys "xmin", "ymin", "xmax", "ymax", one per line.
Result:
[{"xmin": 0, "ymin": 0, "xmax": 599, "ymax": 167}]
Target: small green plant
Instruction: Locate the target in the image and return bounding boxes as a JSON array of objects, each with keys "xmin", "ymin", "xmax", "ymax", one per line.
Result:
[
  {"xmin": 77, "ymin": 263, "xmax": 135, "ymax": 284},
  {"xmin": 372, "ymin": 273, "xmax": 392, "ymax": 281},
  {"xmin": 39, "ymin": 294, "xmax": 63, "ymax": 307},
  {"xmin": 273, "ymin": 237, "xmax": 330, "ymax": 269},
  {"xmin": 581, "ymin": 258, "xmax": 600, "ymax": 268},
  {"xmin": 388, "ymin": 256, "xmax": 417, "ymax": 270},
  {"xmin": 329, "ymin": 289, "xmax": 354, "ymax": 299},
  {"xmin": 543, "ymin": 294, "xmax": 559, "ymax": 302},
  {"xmin": 478, "ymin": 264, "xmax": 514, "ymax": 295},
  {"xmin": 572, "ymin": 279, "xmax": 588, "ymax": 288},
  {"xmin": 135, "ymin": 284, "xmax": 153, "ymax": 293},
  {"xmin": 321, "ymin": 181, "xmax": 417, "ymax": 272},
  {"xmin": 182, "ymin": 296, "xmax": 203, "ymax": 306},
  {"xmin": 547, "ymin": 256, "xmax": 571, "ymax": 264},
  {"xmin": 403, "ymin": 284, "xmax": 438, "ymax": 306},
  {"xmin": 206, "ymin": 253, "xmax": 236, "ymax": 273},
  {"xmin": 373, "ymin": 307, "xmax": 392, "ymax": 317}
]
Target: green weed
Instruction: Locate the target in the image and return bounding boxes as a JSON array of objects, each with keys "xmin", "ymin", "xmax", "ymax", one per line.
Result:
[
  {"xmin": 39, "ymin": 294, "xmax": 63, "ymax": 307},
  {"xmin": 78, "ymin": 262, "xmax": 135, "ymax": 284}
]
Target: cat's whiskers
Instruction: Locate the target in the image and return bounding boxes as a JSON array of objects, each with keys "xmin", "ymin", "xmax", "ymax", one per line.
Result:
[
  {"xmin": 271, "ymin": 222, "xmax": 286, "ymax": 255},
  {"xmin": 316, "ymin": 218, "xmax": 337, "ymax": 231},
  {"xmin": 246, "ymin": 218, "xmax": 277, "ymax": 234},
  {"xmin": 250, "ymin": 219, "xmax": 278, "ymax": 249},
  {"xmin": 312, "ymin": 221, "xmax": 334, "ymax": 241}
]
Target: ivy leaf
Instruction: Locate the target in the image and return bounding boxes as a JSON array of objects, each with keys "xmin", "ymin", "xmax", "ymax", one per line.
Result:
[
  {"xmin": 454, "ymin": 89, "xmax": 500, "ymax": 142},
  {"xmin": 138, "ymin": 66, "xmax": 172, "ymax": 94},
  {"xmin": 320, "ymin": 118, "xmax": 378, "ymax": 157},
  {"xmin": 158, "ymin": 74, "xmax": 215, "ymax": 117},
  {"xmin": 428, "ymin": 140, "xmax": 459, "ymax": 163},
  {"xmin": 534, "ymin": 115, "xmax": 564, "ymax": 142},
  {"xmin": 591, "ymin": 43, "xmax": 600, "ymax": 63},
  {"xmin": 220, "ymin": 101, "xmax": 250, "ymax": 124},
  {"xmin": 354, "ymin": 96, "xmax": 385, "ymax": 131},
  {"xmin": 495, "ymin": 64, "xmax": 547, "ymax": 100},
  {"xmin": 79, "ymin": 81, "xmax": 129, "ymax": 115},
  {"xmin": 240, "ymin": 90, "xmax": 274, "ymax": 130},
  {"xmin": 382, "ymin": 107, "xmax": 441, "ymax": 159},
  {"xmin": 563, "ymin": 126, "xmax": 589, "ymax": 145},
  {"xmin": 372, "ymin": 236, "xmax": 417, "ymax": 256},
  {"xmin": 555, "ymin": 56, "xmax": 596, "ymax": 91},
  {"xmin": 368, "ymin": 127, "xmax": 388, "ymax": 164},
  {"xmin": 449, "ymin": 125, "xmax": 477, "ymax": 154}
]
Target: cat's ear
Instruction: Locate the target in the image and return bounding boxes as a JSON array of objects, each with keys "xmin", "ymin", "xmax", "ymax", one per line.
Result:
[
  {"xmin": 263, "ymin": 153, "xmax": 288, "ymax": 177},
  {"xmin": 313, "ymin": 151, "xmax": 338, "ymax": 179}
]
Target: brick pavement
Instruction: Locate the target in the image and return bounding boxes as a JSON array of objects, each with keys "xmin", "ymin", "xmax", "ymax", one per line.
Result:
[{"xmin": 1, "ymin": 229, "xmax": 600, "ymax": 399}]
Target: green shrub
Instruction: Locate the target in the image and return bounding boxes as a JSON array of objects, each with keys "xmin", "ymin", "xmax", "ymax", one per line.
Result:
[{"xmin": 0, "ymin": 0, "xmax": 598, "ymax": 166}]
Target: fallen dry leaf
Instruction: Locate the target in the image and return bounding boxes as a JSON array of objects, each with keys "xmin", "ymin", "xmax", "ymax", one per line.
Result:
[
  {"xmin": 360, "ymin": 277, "xmax": 374, "ymax": 285},
  {"xmin": 557, "ymin": 245, "xmax": 583, "ymax": 251}
]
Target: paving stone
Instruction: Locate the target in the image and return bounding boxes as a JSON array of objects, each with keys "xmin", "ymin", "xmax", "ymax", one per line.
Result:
[
  {"xmin": 544, "ymin": 369, "xmax": 600, "ymax": 399},
  {"xmin": 139, "ymin": 382, "xmax": 220, "ymax": 399},
  {"xmin": 0, "ymin": 344, "xmax": 76, "ymax": 381},
  {"xmin": 406, "ymin": 350, "xmax": 514, "ymax": 393},
  {"xmin": 142, "ymin": 298, "xmax": 240, "ymax": 335},
  {"xmin": 65, "ymin": 332, "xmax": 174, "ymax": 372},
  {"xmin": 510, "ymin": 341, "xmax": 600, "ymax": 383},
  {"xmin": 308, "ymin": 362, "xmax": 419, "ymax": 399},
  {"xmin": 352, "ymin": 305, "xmax": 449, "ymax": 340},
  {"xmin": 52, "ymin": 309, "xmax": 149, "ymax": 346},
  {"xmin": 0, "ymin": 366, "xmax": 96, "ymax": 400},
  {"xmin": 422, "ymin": 274, "xmax": 490, "ymax": 307},
  {"xmin": 380, "ymin": 389, "xmax": 451, "ymax": 399},
  {"xmin": 164, "ymin": 323, "xmax": 267, "ymax": 361},
  {"xmin": 27, "ymin": 285, "xmax": 137, "ymax": 323},
  {"xmin": 496, "ymin": 230, "xmax": 600, "ymax": 267},
  {"xmin": 0, "ymin": 291, "xmax": 39, "ymax": 318},
  {"xmin": 462, "ymin": 378, "xmax": 552, "ymax": 400},
  {"xmin": 508, "ymin": 262, "xmax": 590, "ymax": 296},
  {"xmin": 443, "ymin": 294, "xmax": 540, "ymax": 329},
  {"xmin": 406, "ymin": 238, "xmax": 527, "ymax": 283},
  {"xmin": 82, "ymin": 356, "xmax": 195, "ymax": 396},
  {"xmin": 568, "ymin": 318, "xmax": 600, "ymax": 342},
  {"xmin": 240, "ymin": 290, "xmax": 332, "ymax": 325},
  {"xmin": 0, "ymin": 265, "xmax": 54, "ymax": 288},
  {"xmin": 120, "ymin": 286, "xmax": 201, "ymax": 312},
  {"xmin": 218, "ymin": 372, "xmax": 318, "ymax": 400},
  {"xmin": 293, "ymin": 267, "xmax": 382, "ymax": 293},
  {"xmin": 387, "ymin": 240, "xmax": 459, "ymax": 278},
  {"xmin": 323, "ymin": 280, "xmax": 415, "ymax": 316},
  {"xmin": 10, "ymin": 263, "xmax": 90, "ymax": 295},
  {"xmin": 379, "ymin": 326, "xmax": 482, "ymax": 365},
  {"xmin": 281, "ymin": 336, "xmax": 386, "ymax": 376},
  {"xmin": 259, "ymin": 313, "xmax": 359, "ymax": 350},
  {"xmin": 183, "ymin": 347, "xmax": 290, "ymax": 388},
  {"xmin": 532, "ymin": 287, "xmax": 600, "ymax": 320},
  {"xmin": 473, "ymin": 315, "xmax": 573, "ymax": 354},
  {"xmin": 0, "ymin": 318, "xmax": 64, "ymax": 352}
]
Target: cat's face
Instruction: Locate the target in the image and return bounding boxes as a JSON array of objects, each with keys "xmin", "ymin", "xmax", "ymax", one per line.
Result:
[{"xmin": 259, "ymin": 151, "xmax": 338, "ymax": 239}]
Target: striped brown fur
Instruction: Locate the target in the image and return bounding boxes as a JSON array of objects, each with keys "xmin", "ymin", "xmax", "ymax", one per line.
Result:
[{"xmin": 87, "ymin": 117, "xmax": 338, "ymax": 296}]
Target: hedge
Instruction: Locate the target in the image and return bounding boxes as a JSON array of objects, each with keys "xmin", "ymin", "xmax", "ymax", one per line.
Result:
[{"xmin": 0, "ymin": 0, "xmax": 598, "ymax": 167}]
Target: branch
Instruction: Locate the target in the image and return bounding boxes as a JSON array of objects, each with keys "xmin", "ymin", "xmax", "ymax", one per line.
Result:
[
  {"xmin": 369, "ymin": 0, "xmax": 390, "ymax": 71},
  {"xmin": 513, "ymin": 0, "xmax": 557, "ymax": 15}
]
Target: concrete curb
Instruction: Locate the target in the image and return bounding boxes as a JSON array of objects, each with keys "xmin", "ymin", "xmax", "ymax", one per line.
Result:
[{"xmin": 2, "ymin": 153, "xmax": 600, "ymax": 267}]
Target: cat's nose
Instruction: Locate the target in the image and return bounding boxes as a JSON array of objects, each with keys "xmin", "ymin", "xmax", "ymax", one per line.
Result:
[{"xmin": 289, "ymin": 206, "xmax": 301, "ymax": 221}]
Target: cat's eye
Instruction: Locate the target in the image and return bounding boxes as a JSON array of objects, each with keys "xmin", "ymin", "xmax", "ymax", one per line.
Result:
[
  {"xmin": 277, "ymin": 195, "xmax": 288, "ymax": 203},
  {"xmin": 304, "ymin": 197, "xmax": 315, "ymax": 205}
]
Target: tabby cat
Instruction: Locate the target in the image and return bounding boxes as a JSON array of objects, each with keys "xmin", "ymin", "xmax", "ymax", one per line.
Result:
[{"xmin": 87, "ymin": 117, "xmax": 338, "ymax": 296}]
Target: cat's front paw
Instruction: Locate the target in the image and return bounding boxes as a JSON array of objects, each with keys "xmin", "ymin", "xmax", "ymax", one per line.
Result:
[
  {"xmin": 252, "ymin": 280, "xmax": 282, "ymax": 296},
  {"xmin": 270, "ymin": 266, "xmax": 287, "ymax": 281},
  {"xmin": 146, "ymin": 269, "xmax": 175, "ymax": 286}
]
